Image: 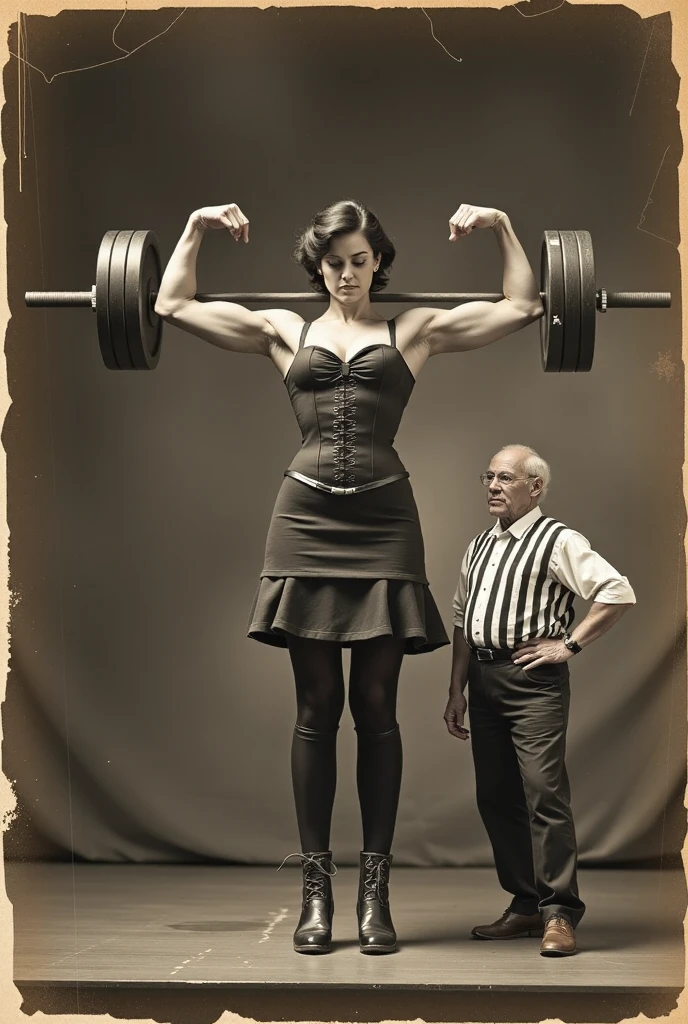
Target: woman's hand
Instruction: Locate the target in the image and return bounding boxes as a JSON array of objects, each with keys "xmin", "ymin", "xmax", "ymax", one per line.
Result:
[
  {"xmin": 448, "ymin": 204, "xmax": 504, "ymax": 241},
  {"xmin": 193, "ymin": 203, "xmax": 250, "ymax": 243}
]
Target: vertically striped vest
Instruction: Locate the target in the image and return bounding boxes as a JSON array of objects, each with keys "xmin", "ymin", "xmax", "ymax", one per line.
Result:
[{"xmin": 464, "ymin": 517, "xmax": 576, "ymax": 649}]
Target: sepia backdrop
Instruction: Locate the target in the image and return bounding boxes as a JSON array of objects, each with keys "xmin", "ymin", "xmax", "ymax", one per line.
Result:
[{"xmin": 2, "ymin": 4, "xmax": 685, "ymax": 865}]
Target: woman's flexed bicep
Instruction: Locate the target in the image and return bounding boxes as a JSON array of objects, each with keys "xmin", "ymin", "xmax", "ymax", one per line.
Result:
[{"xmin": 154, "ymin": 202, "xmax": 279, "ymax": 355}]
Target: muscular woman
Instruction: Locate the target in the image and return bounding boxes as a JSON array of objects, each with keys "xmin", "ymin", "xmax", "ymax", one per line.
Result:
[{"xmin": 155, "ymin": 199, "xmax": 543, "ymax": 954}]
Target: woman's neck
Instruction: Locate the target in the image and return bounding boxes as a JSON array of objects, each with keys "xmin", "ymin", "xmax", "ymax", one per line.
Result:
[{"xmin": 320, "ymin": 295, "xmax": 383, "ymax": 324}]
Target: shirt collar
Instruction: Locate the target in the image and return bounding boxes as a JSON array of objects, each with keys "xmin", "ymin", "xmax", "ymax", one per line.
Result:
[{"xmin": 489, "ymin": 505, "xmax": 543, "ymax": 539}]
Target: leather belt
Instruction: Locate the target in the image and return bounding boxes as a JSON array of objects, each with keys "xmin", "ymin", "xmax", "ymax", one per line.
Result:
[
  {"xmin": 285, "ymin": 470, "xmax": 409, "ymax": 496},
  {"xmin": 470, "ymin": 647, "xmax": 517, "ymax": 662}
]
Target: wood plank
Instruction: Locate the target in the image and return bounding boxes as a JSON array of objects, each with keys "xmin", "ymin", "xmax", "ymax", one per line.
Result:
[{"xmin": 8, "ymin": 865, "xmax": 684, "ymax": 991}]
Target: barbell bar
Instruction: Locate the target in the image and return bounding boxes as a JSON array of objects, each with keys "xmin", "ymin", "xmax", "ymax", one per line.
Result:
[{"xmin": 24, "ymin": 228, "xmax": 671, "ymax": 373}]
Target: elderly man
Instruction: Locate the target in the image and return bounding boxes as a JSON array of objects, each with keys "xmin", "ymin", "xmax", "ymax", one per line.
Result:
[{"xmin": 445, "ymin": 444, "xmax": 635, "ymax": 957}]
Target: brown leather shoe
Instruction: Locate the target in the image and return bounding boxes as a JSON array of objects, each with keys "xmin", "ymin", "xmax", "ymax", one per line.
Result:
[
  {"xmin": 471, "ymin": 909, "xmax": 544, "ymax": 940},
  {"xmin": 540, "ymin": 915, "xmax": 577, "ymax": 956}
]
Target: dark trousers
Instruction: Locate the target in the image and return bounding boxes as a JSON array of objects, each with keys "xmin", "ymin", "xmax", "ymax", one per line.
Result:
[{"xmin": 467, "ymin": 656, "xmax": 586, "ymax": 927}]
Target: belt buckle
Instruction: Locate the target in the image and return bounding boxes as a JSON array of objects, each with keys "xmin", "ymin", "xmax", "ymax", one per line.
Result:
[
  {"xmin": 475, "ymin": 648, "xmax": 494, "ymax": 662},
  {"xmin": 331, "ymin": 486, "xmax": 355, "ymax": 496}
]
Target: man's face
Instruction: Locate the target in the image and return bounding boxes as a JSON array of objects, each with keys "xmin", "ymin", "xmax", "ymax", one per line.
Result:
[{"xmin": 484, "ymin": 450, "xmax": 541, "ymax": 523}]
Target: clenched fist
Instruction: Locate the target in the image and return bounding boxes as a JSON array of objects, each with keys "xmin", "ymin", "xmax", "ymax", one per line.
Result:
[
  {"xmin": 448, "ymin": 204, "xmax": 504, "ymax": 241},
  {"xmin": 193, "ymin": 203, "xmax": 250, "ymax": 243}
]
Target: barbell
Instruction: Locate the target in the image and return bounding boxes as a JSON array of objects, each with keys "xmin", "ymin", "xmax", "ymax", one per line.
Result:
[{"xmin": 24, "ymin": 228, "xmax": 671, "ymax": 373}]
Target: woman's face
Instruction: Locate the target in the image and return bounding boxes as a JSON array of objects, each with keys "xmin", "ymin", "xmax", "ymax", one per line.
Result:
[{"xmin": 318, "ymin": 231, "xmax": 380, "ymax": 301}]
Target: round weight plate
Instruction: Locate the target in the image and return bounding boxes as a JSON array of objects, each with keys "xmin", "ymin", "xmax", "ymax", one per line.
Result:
[
  {"xmin": 575, "ymin": 230, "xmax": 595, "ymax": 372},
  {"xmin": 96, "ymin": 230, "xmax": 120, "ymax": 370},
  {"xmin": 108, "ymin": 231, "xmax": 136, "ymax": 370},
  {"xmin": 559, "ymin": 230, "xmax": 581, "ymax": 372},
  {"xmin": 124, "ymin": 230, "xmax": 163, "ymax": 370},
  {"xmin": 540, "ymin": 231, "xmax": 565, "ymax": 372}
]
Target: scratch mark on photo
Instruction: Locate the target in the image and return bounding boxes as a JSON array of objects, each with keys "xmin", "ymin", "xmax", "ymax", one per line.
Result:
[
  {"xmin": 10, "ymin": 7, "xmax": 187, "ymax": 85},
  {"xmin": 112, "ymin": 10, "xmax": 130, "ymax": 55},
  {"xmin": 637, "ymin": 145, "xmax": 676, "ymax": 245},
  {"xmin": 421, "ymin": 9, "xmax": 462, "ymax": 64},
  {"xmin": 513, "ymin": 1, "xmax": 566, "ymax": 18},
  {"xmin": 629, "ymin": 18, "xmax": 657, "ymax": 117}
]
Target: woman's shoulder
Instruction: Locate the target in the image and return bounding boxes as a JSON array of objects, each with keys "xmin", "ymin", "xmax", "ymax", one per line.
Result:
[
  {"xmin": 392, "ymin": 307, "xmax": 438, "ymax": 352},
  {"xmin": 394, "ymin": 306, "xmax": 439, "ymax": 331},
  {"xmin": 262, "ymin": 308, "xmax": 306, "ymax": 349}
]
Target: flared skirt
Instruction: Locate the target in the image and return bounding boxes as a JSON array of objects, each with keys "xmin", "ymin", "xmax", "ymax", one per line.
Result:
[{"xmin": 247, "ymin": 475, "xmax": 449, "ymax": 654}]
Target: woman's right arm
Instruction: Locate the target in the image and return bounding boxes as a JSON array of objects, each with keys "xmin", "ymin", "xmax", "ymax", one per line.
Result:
[{"xmin": 154, "ymin": 204, "xmax": 291, "ymax": 357}]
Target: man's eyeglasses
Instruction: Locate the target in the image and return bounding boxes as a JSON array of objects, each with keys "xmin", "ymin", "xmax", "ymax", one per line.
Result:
[{"xmin": 480, "ymin": 472, "xmax": 537, "ymax": 487}]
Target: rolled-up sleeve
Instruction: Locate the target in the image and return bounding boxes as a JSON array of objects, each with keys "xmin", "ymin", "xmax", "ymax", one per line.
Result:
[
  {"xmin": 550, "ymin": 531, "xmax": 636, "ymax": 604},
  {"xmin": 452, "ymin": 547, "xmax": 472, "ymax": 627}
]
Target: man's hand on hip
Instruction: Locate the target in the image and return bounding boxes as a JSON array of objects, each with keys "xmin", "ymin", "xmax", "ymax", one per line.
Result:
[
  {"xmin": 513, "ymin": 638, "xmax": 573, "ymax": 669},
  {"xmin": 444, "ymin": 690, "xmax": 470, "ymax": 740}
]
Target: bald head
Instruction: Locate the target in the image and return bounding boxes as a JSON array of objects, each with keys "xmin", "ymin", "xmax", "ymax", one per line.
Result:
[
  {"xmin": 484, "ymin": 445, "xmax": 551, "ymax": 528},
  {"xmin": 494, "ymin": 445, "xmax": 551, "ymax": 500}
]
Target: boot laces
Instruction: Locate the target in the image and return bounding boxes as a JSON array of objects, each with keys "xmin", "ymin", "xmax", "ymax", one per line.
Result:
[
  {"xmin": 362, "ymin": 854, "xmax": 390, "ymax": 906},
  {"xmin": 547, "ymin": 914, "xmax": 572, "ymax": 929},
  {"xmin": 277, "ymin": 852, "xmax": 337, "ymax": 902}
]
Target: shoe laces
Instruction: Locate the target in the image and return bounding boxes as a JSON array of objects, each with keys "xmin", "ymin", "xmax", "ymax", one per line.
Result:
[
  {"xmin": 361, "ymin": 853, "xmax": 391, "ymax": 906},
  {"xmin": 277, "ymin": 852, "xmax": 337, "ymax": 902}
]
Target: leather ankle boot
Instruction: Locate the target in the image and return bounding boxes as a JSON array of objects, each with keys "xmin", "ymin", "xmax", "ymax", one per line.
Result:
[
  {"xmin": 292, "ymin": 851, "xmax": 335, "ymax": 954},
  {"xmin": 357, "ymin": 851, "xmax": 397, "ymax": 954}
]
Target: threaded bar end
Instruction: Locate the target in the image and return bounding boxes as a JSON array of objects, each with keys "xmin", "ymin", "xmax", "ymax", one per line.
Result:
[
  {"xmin": 603, "ymin": 291, "xmax": 672, "ymax": 308},
  {"xmin": 25, "ymin": 291, "xmax": 94, "ymax": 307}
]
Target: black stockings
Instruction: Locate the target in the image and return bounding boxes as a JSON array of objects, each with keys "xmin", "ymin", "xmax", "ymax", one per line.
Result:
[
  {"xmin": 289, "ymin": 635, "xmax": 405, "ymax": 855},
  {"xmin": 350, "ymin": 637, "xmax": 405, "ymax": 854},
  {"xmin": 289, "ymin": 640, "xmax": 344, "ymax": 855}
]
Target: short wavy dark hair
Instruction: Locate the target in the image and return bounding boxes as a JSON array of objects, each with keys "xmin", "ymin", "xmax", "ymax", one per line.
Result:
[{"xmin": 293, "ymin": 200, "xmax": 396, "ymax": 294}]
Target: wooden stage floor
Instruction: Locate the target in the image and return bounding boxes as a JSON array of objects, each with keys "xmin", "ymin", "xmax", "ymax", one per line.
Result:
[{"xmin": 7, "ymin": 864, "xmax": 685, "ymax": 1022}]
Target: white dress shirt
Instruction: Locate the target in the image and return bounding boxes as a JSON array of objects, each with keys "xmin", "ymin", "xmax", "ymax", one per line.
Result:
[{"xmin": 452, "ymin": 506, "xmax": 636, "ymax": 649}]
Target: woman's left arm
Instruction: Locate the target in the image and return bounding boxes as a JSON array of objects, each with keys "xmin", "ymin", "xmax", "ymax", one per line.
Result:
[{"xmin": 401, "ymin": 205, "xmax": 544, "ymax": 360}]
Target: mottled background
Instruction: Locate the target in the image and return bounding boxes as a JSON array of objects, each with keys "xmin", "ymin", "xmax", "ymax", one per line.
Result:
[{"xmin": 3, "ymin": 4, "xmax": 684, "ymax": 865}]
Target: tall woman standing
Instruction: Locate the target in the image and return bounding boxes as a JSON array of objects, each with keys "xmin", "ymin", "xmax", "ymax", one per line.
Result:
[{"xmin": 155, "ymin": 199, "xmax": 543, "ymax": 954}]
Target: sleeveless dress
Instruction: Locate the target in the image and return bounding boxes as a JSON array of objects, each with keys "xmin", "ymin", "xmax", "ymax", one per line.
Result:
[{"xmin": 247, "ymin": 319, "xmax": 449, "ymax": 654}]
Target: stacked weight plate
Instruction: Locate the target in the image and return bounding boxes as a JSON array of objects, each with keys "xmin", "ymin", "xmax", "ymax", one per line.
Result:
[
  {"xmin": 540, "ymin": 229, "xmax": 596, "ymax": 373},
  {"xmin": 96, "ymin": 229, "xmax": 163, "ymax": 370}
]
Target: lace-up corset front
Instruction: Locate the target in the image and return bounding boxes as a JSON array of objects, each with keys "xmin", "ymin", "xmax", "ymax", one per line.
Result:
[{"xmin": 284, "ymin": 320, "xmax": 414, "ymax": 488}]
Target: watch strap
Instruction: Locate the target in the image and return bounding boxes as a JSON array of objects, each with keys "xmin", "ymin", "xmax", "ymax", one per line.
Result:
[{"xmin": 563, "ymin": 632, "xmax": 582, "ymax": 654}]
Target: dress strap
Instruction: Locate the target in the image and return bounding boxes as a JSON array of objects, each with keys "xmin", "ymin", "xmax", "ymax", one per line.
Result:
[
  {"xmin": 387, "ymin": 318, "xmax": 397, "ymax": 348},
  {"xmin": 298, "ymin": 321, "xmax": 311, "ymax": 349}
]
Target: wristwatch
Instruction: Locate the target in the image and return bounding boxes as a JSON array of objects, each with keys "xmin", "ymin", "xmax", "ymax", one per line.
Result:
[{"xmin": 562, "ymin": 632, "xmax": 582, "ymax": 654}]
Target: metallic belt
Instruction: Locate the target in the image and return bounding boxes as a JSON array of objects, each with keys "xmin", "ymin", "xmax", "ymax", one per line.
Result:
[
  {"xmin": 470, "ymin": 647, "xmax": 517, "ymax": 662},
  {"xmin": 285, "ymin": 470, "xmax": 409, "ymax": 496}
]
